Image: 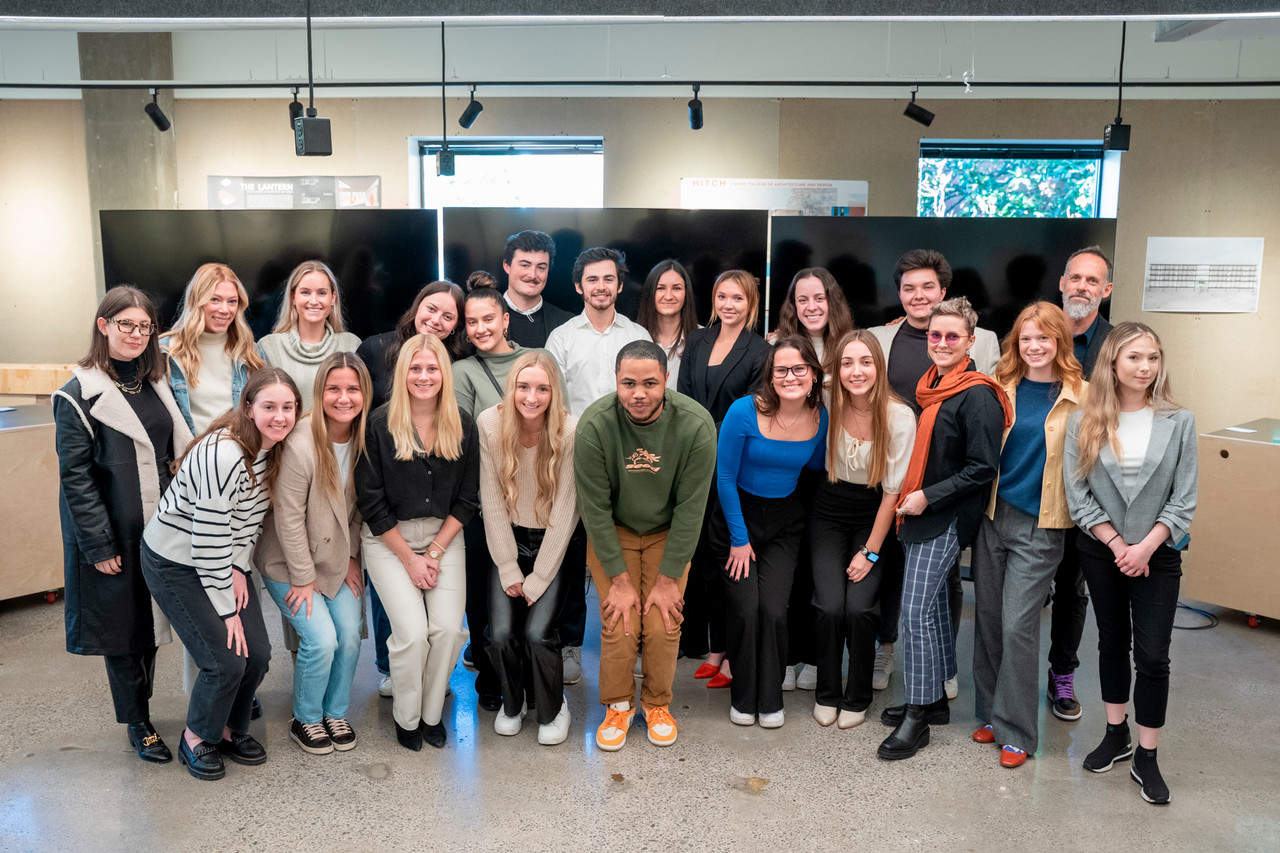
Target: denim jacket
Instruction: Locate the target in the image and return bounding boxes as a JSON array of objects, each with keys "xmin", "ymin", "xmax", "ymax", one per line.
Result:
[{"xmin": 167, "ymin": 351, "xmax": 256, "ymax": 433}]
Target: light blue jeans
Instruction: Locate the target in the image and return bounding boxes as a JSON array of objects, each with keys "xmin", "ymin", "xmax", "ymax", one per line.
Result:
[{"xmin": 262, "ymin": 576, "xmax": 362, "ymax": 724}]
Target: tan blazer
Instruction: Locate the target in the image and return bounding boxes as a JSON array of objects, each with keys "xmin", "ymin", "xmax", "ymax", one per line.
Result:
[
  {"xmin": 255, "ymin": 419, "xmax": 362, "ymax": 598},
  {"xmin": 985, "ymin": 377, "xmax": 1085, "ymax": 528}
]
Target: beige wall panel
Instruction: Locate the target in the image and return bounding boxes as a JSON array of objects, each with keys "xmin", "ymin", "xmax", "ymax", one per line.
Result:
[{"xmin": 0, "ymin": 101, "xmax": 97, "ymax": 364}]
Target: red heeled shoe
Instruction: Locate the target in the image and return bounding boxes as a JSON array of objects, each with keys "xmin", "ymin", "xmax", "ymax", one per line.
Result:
[
  {"xmin": 706, "ymin": 672, "xmax": 732, "ymax": 689},
  {"xmin": 694, "ymin": 662, "xmax": 720, "ymax": 680}
]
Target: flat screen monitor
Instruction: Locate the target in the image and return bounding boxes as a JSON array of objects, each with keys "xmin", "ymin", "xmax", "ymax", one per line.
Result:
[
  {"xmin": 100, "ymin": 209, "xmax": 440, "ymax": 340},
  {"xmin": 442, "ymin": 208, "xmax": 769, "ymax": 326},
  {"xmin": 769, "ymin": 216, "xmax": 1117, "ymax": 341}
]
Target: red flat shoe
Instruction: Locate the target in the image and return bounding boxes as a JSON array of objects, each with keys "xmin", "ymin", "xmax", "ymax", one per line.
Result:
[
  {"xmin": 706, "ymin": 672, "xmax": 732, "ymax": 689},
  {"xmin": 694, "ymin": 662, "xmax": 720, "ymax": 680},
  {"xmin": 973, "ymin": 724, "xmax": 995, "ymax": 744},
  {"xmin": 1000, "ymin": 745, "xmax": 1028, "ymax": 767}
]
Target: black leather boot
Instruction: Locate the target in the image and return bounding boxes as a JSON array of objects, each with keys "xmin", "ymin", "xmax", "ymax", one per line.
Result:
[
  {"xmin": 877, "ymin": 704, "xmax": 931, "ymax": 760},
  {"xmin": 880, "ymin": 696, "xmax": 949, "ymax": 727}
]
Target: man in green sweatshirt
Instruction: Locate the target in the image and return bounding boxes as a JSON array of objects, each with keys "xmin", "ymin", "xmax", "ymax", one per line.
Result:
[{"xmin": 575, "ymin": 339, "xmax": 716, "ymax": 751}]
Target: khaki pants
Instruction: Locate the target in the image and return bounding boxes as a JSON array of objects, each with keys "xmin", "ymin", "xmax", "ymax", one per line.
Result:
[
  {"xmin": 362, "ymin": 518, "xmax": 468, "ymax": 729},
  {"xmin": 586, "ymin": 527, "xmax": 689, "ymax": 710}
]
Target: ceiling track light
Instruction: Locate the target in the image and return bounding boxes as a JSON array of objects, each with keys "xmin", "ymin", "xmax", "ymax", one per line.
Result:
[
  {"xmin": 688, "ymin": 83, "xmax": 703, "ymax": 131},
  {"xmin": 903, "ymin": 86, "xmax": 935, "ymax": 127},
  {"xmin": 458, "ymin": 85, "xmax": 484, "ymax": 129},
  {"xmin": 1104, "ymin": 21, "xmax": 1132, "ymax": 151},
  {"xmin": 288, "ymin": 86, "xmax": 303, "ymax": 127},
  {"xmin": 144, "ymin": 88, "xmax": 170, "ymax": 132}
]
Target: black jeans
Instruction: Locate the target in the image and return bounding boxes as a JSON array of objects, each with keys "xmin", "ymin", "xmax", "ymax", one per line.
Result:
[
  {"xmin": 1048, "ymin": 526, "xmax": 1089, "ymax": 674},
  {"xmin": 712, "ymin": 487, "xmax": 806, "ymax": 716},
  {"xmin": 554, "ymin": 521, "xmax": 588, "ymax": 649},
  {"xmin": 486, "ymin": 525, "xmax": 576, "ymax": 725},
  {"xmin": 809, "ymin": 479, "xmax": 884, "ymax": 712},
  {"xmin": 1078, "ymin": 533, "xmax": 1181, "ymax": 729},
  {"xmin": 104, "ymin": 647, "xmax": 158, "ymax": 723},
  {"xmin": 464, "ymin": 514, "xmax": 501, "ymax": 697},
  {"xmin": 141, "ymin": 542, "xmax": 271, "ymax": 743}
]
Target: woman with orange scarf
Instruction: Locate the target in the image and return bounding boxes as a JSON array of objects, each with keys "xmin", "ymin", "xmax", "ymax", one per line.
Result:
[{"xmin": 877, "ymin": 297, "xmax": 1012, "ymax": 761}]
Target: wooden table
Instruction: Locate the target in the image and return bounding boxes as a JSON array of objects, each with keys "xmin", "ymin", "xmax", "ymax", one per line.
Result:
[
  {"xmin": 1181, "ymin": 417, "xmax": 1280, "ymax": 626},
  {"xmin": 0, "ymin": 405, "xmax": 63, "ymax": 602}
]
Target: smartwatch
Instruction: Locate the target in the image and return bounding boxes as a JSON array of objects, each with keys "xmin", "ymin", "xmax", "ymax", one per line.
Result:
[{"xmin": 859, "ymin": 546, "xmax": 879, "ymax": 563}]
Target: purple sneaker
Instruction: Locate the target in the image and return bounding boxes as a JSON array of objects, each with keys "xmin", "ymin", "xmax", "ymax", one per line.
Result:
[{"xmin": 1048, "ymin": 667, "xmax": 1082, "ymax": 721}]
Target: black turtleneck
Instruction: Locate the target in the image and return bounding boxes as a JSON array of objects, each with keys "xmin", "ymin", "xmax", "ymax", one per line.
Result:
[{"xmin": 111, "ymin": 358, "xmax": 175, "ymax": 473}]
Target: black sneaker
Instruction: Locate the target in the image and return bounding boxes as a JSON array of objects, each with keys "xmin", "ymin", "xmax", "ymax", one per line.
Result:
[
  {"xmin": 1083, "ymin": 718, "xmax": 1134, "ymax": 772},
  {"xmin": 1131, "ymin": 747, "xmax": 1171, "ymax": 805},
  {"xmin": 290, "ymin": 718, "xmax": 334, "ymax": 755},
  {"xmin": 1047, "ymin": 667, "xmax": 1083, "ymax": 721},
  {"xmin": 324, "ymin": 716, "xmax": 357, "ymax": 751}
]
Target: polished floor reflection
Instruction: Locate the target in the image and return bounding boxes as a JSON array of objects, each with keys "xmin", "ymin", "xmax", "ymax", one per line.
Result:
[{"xmin": 1, "ymin": 584, "xmax": 1277, "ymax": 852}]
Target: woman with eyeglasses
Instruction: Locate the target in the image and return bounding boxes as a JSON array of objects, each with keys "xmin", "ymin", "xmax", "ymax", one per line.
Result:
[
  {"xmin": 54, "ymin": 287, "xmax": 194, "ymax": 765},
  {"xmin": 969, "ymin": 302, "xmax": 1085, "ymax": 768},
  {"xmin": 1065, "ymin": 322, "xmax": 1197, "ymax": 805},
  {"xmin": 676, "ymin": 270, "xmax": 771, "ymax": 688},
  {"xmin": 355, "ymin": 334, "xmax": 480, "ymax": 751},
  {"xmin": 878, "ymin": 297, "xmax": 1011, "ymax": 761},
  {"xmin": 713, "ymin": 335, "xmax": 828, "ymax": 728},
  {"xmin": 637, "ymin": 259, "xmax": 700, "ymax": 390}
]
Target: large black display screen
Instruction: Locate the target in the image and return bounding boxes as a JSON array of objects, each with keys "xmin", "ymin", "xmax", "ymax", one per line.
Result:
[
  {"xmin": 442, "ymin": 208, "xmax": 769, "ymax": 325},
  {"xmin": 100, "ymin": 209, "xmax": 439, "ymax": 340},
  {"xmin": 770, "ymin": 216, "xmax": 1117, "ymax": 340}
]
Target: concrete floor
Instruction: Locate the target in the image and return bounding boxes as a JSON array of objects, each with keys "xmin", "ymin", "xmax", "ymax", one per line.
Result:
[{"xmin": 1, "ymin": 584, "xmax": 1278, "ymax": 853}]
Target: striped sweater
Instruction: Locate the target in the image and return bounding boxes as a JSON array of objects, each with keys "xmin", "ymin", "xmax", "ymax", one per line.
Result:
[{"xmin": 142, "ymin": 431, "xmax": 272, "ymax": 618}]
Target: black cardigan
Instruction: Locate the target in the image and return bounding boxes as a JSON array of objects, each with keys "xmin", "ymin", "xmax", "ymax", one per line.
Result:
[
  {"xmin": 677, "ymin": 325, "xmax": 771, "ymax": 427},
  {"xmin": 354, "ymin": 405, "xmax": 481, "ymax": 537},
  {"xmin": 898, "ymin": 367, "xmax": 1005, "ymax": 548}
]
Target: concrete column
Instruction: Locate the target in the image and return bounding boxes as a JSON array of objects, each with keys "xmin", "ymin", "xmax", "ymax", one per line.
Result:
[{"xmin": 78, "ymin": 32, "xmax": 178, "ymax": 293}]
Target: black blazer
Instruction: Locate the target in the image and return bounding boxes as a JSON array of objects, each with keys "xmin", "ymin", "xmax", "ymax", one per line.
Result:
[
  {"xmin": 899, "ymin": 366, "xmax": 1006, "ymax": 548},
  {"xmin": 677, "ymin": 325, "xmax": 771, "ymax": 427},
  {"xmin": 1081, "ymin": 314, "xmax": 1114, "ymax": 380}
]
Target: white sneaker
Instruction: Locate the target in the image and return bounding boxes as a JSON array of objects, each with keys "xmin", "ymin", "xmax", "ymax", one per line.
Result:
[
  {"xmin": 872, "ymin": 645, "xmax": 894, "ymax": 691},
  {"xmin": 562, "ymin": 646, "xmax": 583, "ymax": 685},
  {"xmin": 729, "ymin": 706, "xmax": 755, "ymax": 726},
  {"xmin": 796, "ymin": 663, "xmax": 817, "ymax": 691},
  {"xmin": 781, "ymin": 665, "xmax": 797, "ymax": 691},
  {"xmin": 378, "ymin": 674, "xmax": 393, "ymax": 698},
  {"xmin": 813, "ymin": 704, "xmax": 838, "ymax": 727},
  {"xmin": 944, "ymin": 675, "xmax": 959, "ymax": 700},
  {"xmin": 537, "ymin": 697, "xmax": 571, "ymax": 746},
  {"xmin": 837, "ymin": 709, "xmax": 866, "ymax": 729},
  {"xmin": 759, "ymin": 709, "xmax": 785, "ymax": 729},
  {"xmin": 494, "ymin": 701, "xmax": 527, "ymax": 736}
]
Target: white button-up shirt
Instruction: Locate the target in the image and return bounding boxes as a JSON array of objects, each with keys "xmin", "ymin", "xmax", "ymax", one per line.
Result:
[{"xmin": 545, "ymin": 310, "xmax": 652, "ymax": 416}]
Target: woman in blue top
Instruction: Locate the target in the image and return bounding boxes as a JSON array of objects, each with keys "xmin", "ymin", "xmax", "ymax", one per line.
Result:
[{"xmin": 713, "ymin": 335, "xmax": 828, "ymax": 728}]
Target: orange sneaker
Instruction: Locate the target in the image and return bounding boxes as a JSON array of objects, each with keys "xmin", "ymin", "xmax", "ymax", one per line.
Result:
[
  {"xmin": 596, "ymin": 704, "xmax": 635, "ymax": 752},
  {"xmin": 643, "ymin": 704, "xmax": 678, "ymax": 747}
]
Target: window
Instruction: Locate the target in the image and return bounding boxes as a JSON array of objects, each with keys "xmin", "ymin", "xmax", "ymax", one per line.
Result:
[
  {"xmin": 918, "ymin": 140, "xmax": 1118, "ymax": 219},
  {"xmin": 415, "ymin": 137, "xmax": 604, "ymax": 210}
]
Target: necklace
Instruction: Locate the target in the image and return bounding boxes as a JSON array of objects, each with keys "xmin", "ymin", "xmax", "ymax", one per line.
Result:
[
  {"xmin": 114, "ymin": 375, "xmax": 144, "ymax": 395},
  {"xmin": 772, "ymin": 409, "xmax": 808, "ymax": 433}
]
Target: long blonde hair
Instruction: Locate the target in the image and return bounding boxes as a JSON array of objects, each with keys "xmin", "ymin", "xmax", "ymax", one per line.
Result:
[
  {"xmin": 825, "ymin": 330, "xmax": 905, "ymax": 487},
  {"xmin": 310, "ymin": 352, "xmax": 372, "ymax": 501},
  {"xmin": 273, "ymin": 260, "xmax": 347, "ymax": 335},
  {"xmin": 386, "ymin": 334, "xmax": 463, "ymax": 461},
  {"xmin": 163, "ymin": 262, "xmax": 264, "ymax": 386},
  {"xmin": 993, "ymin": 300, "xmax": 1084, "ymax": 394},
  {"xmin": 496, "ymin": 352, "xmax": 569, "ymax": 526},
  {"xmin": 1074, "ymin": 321, "xmax": 1180, "ymax": 478}
]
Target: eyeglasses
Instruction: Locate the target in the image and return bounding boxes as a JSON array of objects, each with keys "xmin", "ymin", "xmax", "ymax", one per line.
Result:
[
  {"xmin": 108, "ymin": 319, "xmax": 156, "ymax": 336},
  {"xmin": 927, "ymin": 331, "xmax": 967, "ymax": 346},
  {"xmin": 772, "ymin": 364, "xmax": 811, "ymax": 379}
]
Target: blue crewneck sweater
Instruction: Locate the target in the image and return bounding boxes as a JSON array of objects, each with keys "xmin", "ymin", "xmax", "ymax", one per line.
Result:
[{"xmin": 996, "ymin": 378, "xmax": 1056, "ymax": 517}]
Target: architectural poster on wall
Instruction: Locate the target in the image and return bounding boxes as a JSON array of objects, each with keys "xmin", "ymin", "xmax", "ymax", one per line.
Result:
[
  {"xmin": 680, "ymin": 178, "xmax": 867, "ymax": 216},
  {"xmin": 206, "ymin": 176, "xmax": 381, "ymax": 209},
  {"xmin": 1142, "ymin": 236, "xmax": 1264, "ymax": 313}
]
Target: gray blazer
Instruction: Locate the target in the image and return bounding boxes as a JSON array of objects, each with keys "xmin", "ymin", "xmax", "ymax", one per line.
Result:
[{"xmin": 1064, "ymin": 407, "xmax": 1198, "ymax": 550}]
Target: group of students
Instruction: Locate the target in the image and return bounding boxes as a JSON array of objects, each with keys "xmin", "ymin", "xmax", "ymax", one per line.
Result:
[{"xmin": 55, "ymin": 232, "xmax": 1195, "ymax": 807}]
